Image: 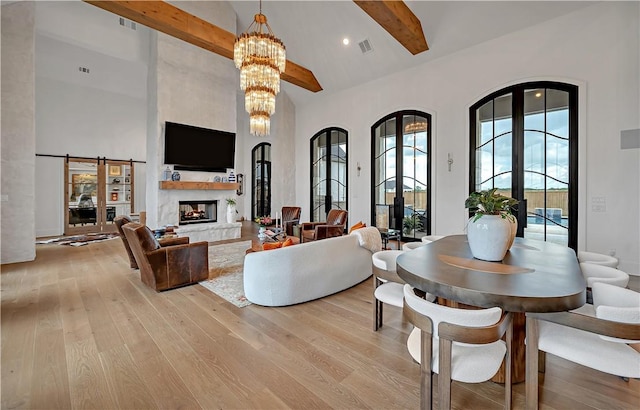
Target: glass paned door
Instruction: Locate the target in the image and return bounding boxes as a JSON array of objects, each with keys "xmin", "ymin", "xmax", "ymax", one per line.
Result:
[
  {"xmin": 373, "ymin": 111, "xmax": 431, "ymax": 241},
  {"xmin": 66, "ymin": 158, "xmax": 100, "ymax": 234},
  {"xmin": 470, "ymin": 82, "xmax": 577, "ymax": 249},
  {"xmin": 310, "ymin": 128, "xmax": 348, "ymax": 221},
  {"xmin": 65, "ymin": 158, "xmax": 135, "ymax": 234},
  {"xmin": 522, "ymin": 88, "xmax": 571, "ymax": 245},
  {"xmin": 252, "ymin": 143, "xmax": 271, "ymax": 220}
]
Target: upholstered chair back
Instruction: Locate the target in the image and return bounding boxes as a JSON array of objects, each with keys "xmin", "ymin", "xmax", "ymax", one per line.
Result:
[
  {"xmin": 114, "ymin": 215, "xmax": 138, "ymax": 269},
  {"xmin": 121, "ymin": 222, "xmax": 160, "ymax": 286},
  {"xmin": 326, "ymin": 209, "xmax": 348, "ymax": 227},
  {"xmin": 281, "ymin": 206, "xmax": 302, "ymax": 236}
]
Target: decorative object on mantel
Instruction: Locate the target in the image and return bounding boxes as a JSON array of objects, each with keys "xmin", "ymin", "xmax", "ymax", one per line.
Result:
[
  {"xmin": 234, "ymin": 0, "xmax": 286, "ymax": 137},
  {"xmin": 465, "ymin": 188, "xmax": 518, "ymax": 261},
  {"xmin": 163, "ymin": 166, "xmax": 172, "ymax": 181},
  {"xmin": 228, "ymin": 170, "xmax": 236, "ymax": 183},
  {"xmin": 225, "ymin": 197, "xmax": 237, "ymax": 224},
  {"xmin": 171, "ymin": 171, "xmax": 181, "ymax": 181}
]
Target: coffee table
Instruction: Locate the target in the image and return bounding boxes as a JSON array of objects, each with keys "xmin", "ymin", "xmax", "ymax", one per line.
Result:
[{"xmin": 246, "ymin": 235, "xmax": 300, "ymax": 253}]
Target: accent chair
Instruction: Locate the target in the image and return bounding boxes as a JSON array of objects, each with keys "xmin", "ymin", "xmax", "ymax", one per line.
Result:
[
  {"xmin": 121, "ymin": 221, "xmax": 208, "ymax": 291},
  {"xmin": 114, "ymin": 215, "xmax": 189, "ymax": 269},
  {"xmin": 281, "ymin": 206, "xmax": 301, "ymax": 236},
  {"xmin": 300, "ymin": 209, "xmax": 348, "ymax": 243}
]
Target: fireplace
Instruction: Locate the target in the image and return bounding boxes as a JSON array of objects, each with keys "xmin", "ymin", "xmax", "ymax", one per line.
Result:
[{"xmin": 179, "ymin": 200, "xmax": 217, "ymax": 225}]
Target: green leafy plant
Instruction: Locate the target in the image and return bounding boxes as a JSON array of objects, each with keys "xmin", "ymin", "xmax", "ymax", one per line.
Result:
[
  {"xmin": 465, "ymin": 188, "xmax": 518, "ymax": 222},
  {"xmin": 403, "ymin": 214, "xmax": 423, "ymax": 234},
  {"xmin": 225, "ymin": 198, "xmax": 237, "ymax": 206}
]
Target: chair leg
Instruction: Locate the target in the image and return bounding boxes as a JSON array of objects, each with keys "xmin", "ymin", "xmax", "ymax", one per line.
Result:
[
  {"xmin": 525, "ymin": 317, "xmax": 540, "ymax": 410},
  {"xmin": 439, "ymin": 338, "xmax": 452, "ymax": 410},
  {"xmin": 538, "ymin": 351, "xmax": 546, "ymax": 374},
  {"xmin": 373, "ymin": 276, "xmax": 383, "ymax": 331},
  {"xmin": 505, "ymin": 317, "xmax": 513, "ymax": 410},
  {"xmin": 420, "ymin": 329, "xmax": 433, "ymax": 410}
]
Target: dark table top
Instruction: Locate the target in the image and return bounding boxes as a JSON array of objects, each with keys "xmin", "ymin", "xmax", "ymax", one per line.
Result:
[{"xmin": 396, "ymin": 235, "xmax": 586, "ymax": 312}]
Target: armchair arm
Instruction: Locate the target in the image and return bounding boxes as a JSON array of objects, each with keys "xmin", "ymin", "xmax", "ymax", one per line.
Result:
[
  {"xmin": 145, "ymin": 241, "xmax": 209, "ymax": 289},
  {"xmin": 527, "ymin": 311, "xmax": 640, "ymax": 341},
  {"xmin": 300, "ymin": 221, "xmax": 324, "ymax": 231},
  {"xmin": 158, "ymin": 236, "xmax": 189, "ymax": 247},
  {"xmin": 314, "ymin": 225, "xmax": 344, "ymax": 240},
  {"xmin": 283, "ymin": 219, "xmax": 300, "ymax": 236}
]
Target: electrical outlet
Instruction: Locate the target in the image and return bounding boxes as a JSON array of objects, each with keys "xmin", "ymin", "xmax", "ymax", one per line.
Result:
[{"xmin": 591, "ymin": 196, "xmax": 606, "ymax": 212}]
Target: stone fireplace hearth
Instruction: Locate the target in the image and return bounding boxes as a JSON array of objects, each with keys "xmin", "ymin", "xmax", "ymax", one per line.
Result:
[{"xmin": 157, "ymin": 181, "xmax": 241, "ymax": 243}]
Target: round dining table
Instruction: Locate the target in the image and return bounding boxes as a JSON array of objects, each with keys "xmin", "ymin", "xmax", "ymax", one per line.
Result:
[{"xmin": 396, "ymin": 234, "xmax": 586, "ymax": 388}]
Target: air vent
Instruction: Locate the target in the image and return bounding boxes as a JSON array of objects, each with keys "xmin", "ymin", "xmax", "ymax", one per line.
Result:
[
  {"xmin": 78, "ymin": 66, "xmax": 90, "ymax": 74},
  {"xmin": 358, "ymin": 39, "xmax": 373, "ymax": 54},
  {"xmin": 119, "ymin": 17, "xmax": 137, "ymax": 30}
]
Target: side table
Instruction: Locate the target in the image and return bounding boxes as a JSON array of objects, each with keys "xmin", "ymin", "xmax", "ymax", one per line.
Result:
[{"xmin": 378, "ymin": 228, "xmax": 401, "ymax": 250}]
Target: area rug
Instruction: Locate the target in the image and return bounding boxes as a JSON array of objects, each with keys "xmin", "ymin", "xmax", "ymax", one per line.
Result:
[
  {"xmin": 199, "ymin": 240, "xmax": 252, "ymax": 308},
  {"xmin": 36, "ymin": 233, "xmax": 120, "ymax": 247}
]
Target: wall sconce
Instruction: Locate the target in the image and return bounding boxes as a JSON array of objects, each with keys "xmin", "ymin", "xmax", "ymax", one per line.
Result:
[{"xmin": 357, "ymin": 162, "xmax": 362, "ymax": 177}]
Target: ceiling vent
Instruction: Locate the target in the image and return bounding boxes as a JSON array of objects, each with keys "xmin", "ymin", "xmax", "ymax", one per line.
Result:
[
  {"xmin": 119, "ymin": 17, "xmax": 137, "ymax": 30},
  {"xmin": 358, "ymin": 39, "xmax": 373, "ymax": 54}
]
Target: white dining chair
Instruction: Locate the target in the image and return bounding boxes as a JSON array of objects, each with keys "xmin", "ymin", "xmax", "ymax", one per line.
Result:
[
  {"xmin": 402, "ymin": 242, "xmax": 427, "ymax": 251},
  {"xmin": 372, "ymin": 250, "xmax": 408, "ymax": 331},
  {"xmin": 421, "ymin": 235, "xmax": 445, "ymax": 243},
  {"xmin": 580, "ymin": 262, "xmax": 629, "ymax": 288},
  {"xmin": 526, "ymin": 282, "xmax": 640, "ymax": 408},
  {"xmin": 403, "ymin": 284, "xmax": 513, "ymax": 410},
  {"xmin": 577, "ymin": 250, "xmax": 619, "ymax": 268}
]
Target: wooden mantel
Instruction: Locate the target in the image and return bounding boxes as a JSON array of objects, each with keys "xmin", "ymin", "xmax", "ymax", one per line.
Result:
[{"xmin": 159, "ymin": 181, "xmax": 239, "ymax": 190}]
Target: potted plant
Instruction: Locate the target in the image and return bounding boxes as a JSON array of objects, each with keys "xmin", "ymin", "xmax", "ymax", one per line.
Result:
[
  {"xmin": 225, "ymin": 198, "xmax": 237, "ymax": 223},
  {"xmin": 464, "ymin": 188, "xmax": 519, "ymax": 261},
  {"xmin": 402, "ymin": 214, "xmax": 423, "ymax": 235}
]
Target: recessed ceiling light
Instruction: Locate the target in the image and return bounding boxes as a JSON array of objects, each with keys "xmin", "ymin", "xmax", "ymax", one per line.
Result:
[
  {"xmin": 342, "ymin": 38, "xmax": 350, "ymax": 46},
  {"xmin": 535, "ymin": 92, "xmax": 542, "ymax": 98}
]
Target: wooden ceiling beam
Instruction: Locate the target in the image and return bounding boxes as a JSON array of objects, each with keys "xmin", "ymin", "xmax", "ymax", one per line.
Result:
[
  {"xmin": 84, "ymin": 1, "xmax": 322, "ymax": 92},
  {"xmin": 353, "ymin": 0, "xmax": 428, "ymax": 55}
]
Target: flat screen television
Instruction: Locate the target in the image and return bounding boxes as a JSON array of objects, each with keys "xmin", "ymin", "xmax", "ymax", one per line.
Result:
[{"xmin": 164, "ymin": 121, "xmax": 235, "ymax": 172}]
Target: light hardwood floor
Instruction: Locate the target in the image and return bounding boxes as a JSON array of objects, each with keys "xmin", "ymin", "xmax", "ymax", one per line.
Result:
[{"xmin": 2, "ymin": 223, "xmax": 639, "ymax": 409}]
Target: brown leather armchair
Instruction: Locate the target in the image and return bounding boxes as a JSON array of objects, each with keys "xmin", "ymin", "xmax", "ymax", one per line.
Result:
[
  {"xmin": 121, "ymin": 222, "xmax": 208, "ymax": 291},
  {"xmin": 300, "ymin": 209, "xmax": 348, "ymax": 243},
  {"xmin": 114, "ymin": 215, "xmax": 188, "ymax": 269},
  {"xmin": 281, "ymin": 206, "xmax": 301, "ymax": 236}
]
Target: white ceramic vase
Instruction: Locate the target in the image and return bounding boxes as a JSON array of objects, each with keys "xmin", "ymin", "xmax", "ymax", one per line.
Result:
[
  {"xmin": 467, "ymin": 214, "xmax": 514, "ymax": 261},
  {"xmin": 226, "ymin": 205, "xmax": 236, "ymax": 223}
]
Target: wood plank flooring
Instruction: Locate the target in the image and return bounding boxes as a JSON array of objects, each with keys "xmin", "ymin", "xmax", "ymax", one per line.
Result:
[{"xmin": 2, "ymin": 223, "xmax": 639, "ymax": 409}]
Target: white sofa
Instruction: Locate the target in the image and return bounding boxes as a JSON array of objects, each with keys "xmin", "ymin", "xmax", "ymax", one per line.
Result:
[{"xmin": 243, "ymin": 229, "xmax": 380, "ymax": 306}]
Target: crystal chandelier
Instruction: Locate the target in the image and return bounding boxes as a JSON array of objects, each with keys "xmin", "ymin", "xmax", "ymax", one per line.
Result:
[{"xmin": 234, "ymin": 1, "xmax": 286, "ymax": 137}]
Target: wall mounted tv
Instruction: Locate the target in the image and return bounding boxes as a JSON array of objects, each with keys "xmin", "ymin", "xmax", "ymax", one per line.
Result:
[{"xmin": 164, "ymin": 121, "xmax": 235, "ymax": 172}]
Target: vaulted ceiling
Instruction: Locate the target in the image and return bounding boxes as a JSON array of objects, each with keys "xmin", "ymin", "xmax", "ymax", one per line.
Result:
[{"xmin": 83, "ymin": 1, "xmax": 597, "ymax": 108}]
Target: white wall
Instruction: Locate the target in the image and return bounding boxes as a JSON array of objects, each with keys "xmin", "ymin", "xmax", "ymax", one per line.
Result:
[
  {"xmin": 32, "ymin": 1, "xmax": 149, "ymax": 238},
  {"xmin": 146, "ymin": 0, "xmax": 238, "ymax": 228},
  {"xmin": 295, "ymin": 2, "xmax": 640, "ymax": 274},
  {"xmin": 1, "ymin": 2, "xmax": 36, "ymax": 264}
]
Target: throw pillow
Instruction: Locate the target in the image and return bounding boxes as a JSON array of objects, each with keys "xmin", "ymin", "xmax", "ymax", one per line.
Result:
[
  {"xmin": 262, "ymin": 242, "xmax": 283, "ymax": 251},
  {"xmin": 281, "ymin": 237, "xmax": 294, "ymax": 247},
  {"xmin": 348, "ymin": 221, "xmax": 366, "ymax": 234}
]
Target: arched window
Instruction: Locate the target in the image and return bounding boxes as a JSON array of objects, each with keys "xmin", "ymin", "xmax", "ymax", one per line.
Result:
[
  {"xmin": 371, "ymin": 111, "xmax": 431, "ymax": 241},
  {"xmin": 310, "ymin": 128, "xmax": 348, "ymax": 221},
  {"xmin": 470, "ymin": 82, "xmax": 578, "ymax": 249},
  {"xmin": 251, "ymin": 142, "xmax": 271, "ymax": 220}
]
